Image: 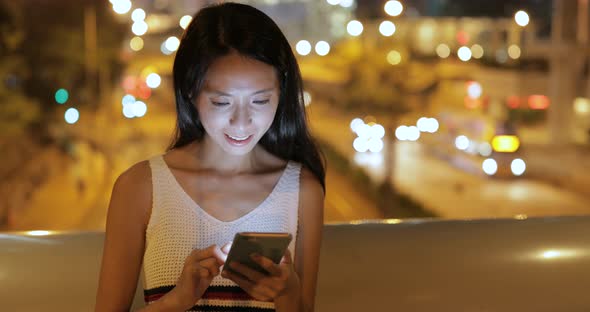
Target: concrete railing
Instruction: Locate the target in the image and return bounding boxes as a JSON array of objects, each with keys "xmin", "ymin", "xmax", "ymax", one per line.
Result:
[{"xmin": 2, "ymin": 216, "xmax": 590, "ymax": 311}]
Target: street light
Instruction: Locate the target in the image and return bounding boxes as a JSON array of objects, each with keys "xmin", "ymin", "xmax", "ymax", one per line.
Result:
[{"xmin": 514, "ymin": 10, "xmax": 530, "ymax": 27}]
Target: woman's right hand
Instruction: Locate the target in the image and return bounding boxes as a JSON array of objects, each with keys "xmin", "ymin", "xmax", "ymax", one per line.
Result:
[{"xmin": 169, "ymin": 244, "xmax": 229, "ymax": 310}]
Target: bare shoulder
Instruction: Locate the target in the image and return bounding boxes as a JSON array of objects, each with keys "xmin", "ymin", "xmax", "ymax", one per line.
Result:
[
  {"xmin": 114, "ymin": 160, "xmax": 151, "ymax": 195},
  {"xmin": 299, "ymin": 166, "xmax": 325, "ymax": 199},
  {"xmin": 110, "ymin": 159, "xmax": 152, "ymax": 227}
]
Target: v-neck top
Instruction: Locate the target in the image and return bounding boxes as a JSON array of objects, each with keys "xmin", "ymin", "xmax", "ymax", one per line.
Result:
[{"xmin": 142, "ymin": 155, "xmax": 301, "ymax": 311}]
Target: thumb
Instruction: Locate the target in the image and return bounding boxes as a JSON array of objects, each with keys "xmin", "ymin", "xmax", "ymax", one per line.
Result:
[
  {"xmin": 280, "ymin": 248, "xmax": 293, "ymax": 264},
  {"xmin": 221, "ymin": 241, "xmax": 232, "ymax": 254}
]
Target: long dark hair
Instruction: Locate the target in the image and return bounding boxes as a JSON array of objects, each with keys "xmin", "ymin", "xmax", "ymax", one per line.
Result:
[{"xmin": 169, "ymin": 2, "xmax": 325, "ymax": 190}]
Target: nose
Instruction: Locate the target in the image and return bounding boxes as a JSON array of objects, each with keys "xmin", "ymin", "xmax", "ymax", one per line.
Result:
[{"xmin": 229, "ymin": 105, "xmax": 252, "ymax": 128}]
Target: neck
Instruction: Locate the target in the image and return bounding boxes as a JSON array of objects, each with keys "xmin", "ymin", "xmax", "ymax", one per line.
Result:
[{"xmin": 194, "ymin": 136, "xmax": 262, "ymax": 174}]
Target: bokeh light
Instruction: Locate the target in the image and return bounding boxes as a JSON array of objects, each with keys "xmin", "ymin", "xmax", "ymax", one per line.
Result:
[
  {"xmin": 64, "ymin": 108, "xmax": 79, "ymax": 124},
  {"xmin": 130, "ymin": 36, "xmax": 144, "ymax": 51},
  {"xmin": 436, "ymin": 44, "xmax": 451, "ymax": 58},
  {"xmin": 386, "ymin": 50, "xmax": 402, "ymax": 65},
  {"xmin": 296, "ymin": 40, "xmax": 312, "ymax": 56},
  {"xmin": 131, "ymin": 9, "xmax": 146, "ymax": 22},
  {"xmin": 379, "ymin": 21, "xmax": 396, "ymax": 37},
  {"xmin": 347, "ymin": 20, "xmax": 363, "ymax": 36},
  {"xmin": 315, "ymin": 41, "xmax": 331, "ymax": 56},
  {"xmin": 384, "ymin": 0, "xmax": 403, "ymax": 16},
  {"xmin": 179, "ymin": 15, "xmax": 192, "ymax": 29},
  {"xmin": 165, "ymin": 36, "xmax": 180, "ymax": 52},
  {"xmin": 55, "ymin": 88, "xmax": 69, "ymax": 104},
  {"xmin": 515, "ymin": 10, "xmax": 530, "ymax": 27},
  {"xmin": 471, "ymin": 44, "xmax": 484, "ymax": 59},
  {"xmin": 457, "ymin": 46, "xmax": 472, "ymax": 61}
]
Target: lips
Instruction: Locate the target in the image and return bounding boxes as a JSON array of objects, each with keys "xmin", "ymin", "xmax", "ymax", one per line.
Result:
[{"xmin": 225, "ymin": 134, "xmax": 253, "ymax": 146}]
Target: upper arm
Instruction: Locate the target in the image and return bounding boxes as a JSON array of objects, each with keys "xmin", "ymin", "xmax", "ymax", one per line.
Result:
[
  {"xmin": 295, "ymin": 166, "xmax": 325, "ymax": 311},
  {"xmin": 95, "ymin": 161, "xmax": 152, "ymax": 311}
]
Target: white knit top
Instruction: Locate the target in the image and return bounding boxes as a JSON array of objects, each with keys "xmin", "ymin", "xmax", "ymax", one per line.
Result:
[{"xmin": 142, "ymin": 155, "xmax": 301, "ymax": 311}]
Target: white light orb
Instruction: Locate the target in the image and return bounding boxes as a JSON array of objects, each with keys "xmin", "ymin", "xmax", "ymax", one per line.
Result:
[
  {"xmin": 370, "ymin": 124, "xmax": 386, "ymax": 139},
  {"xmin": 131, "ymin": 9, "xmax": 146, "ymax": 22},
  {"xmin": 368, "ymin": 138, "xmax": 384, "ymax": 153},
  {"xmin": 457, "ymin": 46, "xmax": 472, "ymax": 61},
  {"xmin": 347, "ymin": 20, "xmax": 363, "ymax": 36},
  {"xmin": 165, "ymin": 36, "xmax": 180, "ymax": 52},
  {"xmin": 350, "ymin": 118, "xmax": 364, "ymax": 133},
  {"xmin": 455, "ymin": 135, "xmax": 470, "ymax": 150},
  {"xmin": 146, "ymin": 73, "xmax": 161, "ymax": 89},
  {"xmin": 482, "ymin": 158, "xmax": 498, "ymax": 175},
  {"xmin": 132, "ymin": 21, "xmax": 148, "ymax": 36},
  {"xmin": 179, "ymin": 15, "xmax": 192, "ymax": 29},
  {"xmin": 353, "ymin": 137, "xmax": 369, "ymax": 152},
  {"xmin": 296, "ymin": 40, "xmax": 312, "ymax": 56},
  {"xmin": 379, "ymin": 21, "xmax": 396, "ymax": 37},
  {"xmin": 384, "ymin": 0, "xmax": 403, "ymax": 17},
  {"xmin": 122, "ymin": 94, "xmax": 136, "ymax": 106},
  {"xmin": 467, "ymin": 82, "xmax": 483, "ymax": 99},
  {"xmin": 511, "ymin": 158, "xmax": 526, "ymax": 176},
  {"xmin": 315, "ymin": 41, "xmax": 331, "ymax": 56},
  {"xmin": 64, "ymin": 108, "xmax": 79, "ymax": 124},
  {"xmin": 515, "ymin": 10, "xmax": 530, "ymax": 27},
  {"xmin": 339, "ymin": 0, "xmax": 354, "ymax": 8},
  {"xmin": 416, "ymin": 117, "xmax": 429, "ymax": 132},
  {"xmin": 407, "ymin": 126, "xmax": 421, "ymax": 141},
  {"xmin": 427, "ymin": 118, "xmax": 439, "ymax": 133},
  {"xmin": 395, "ymin": 125, "xmax": 408, "ymax": 140},
  {"xmin": 113, "ymin": 0, "xmax": 132, "ymax": 14},
  {"xmin": 133, "ymin": 101, "xmax": 147, "ymax": 117}
]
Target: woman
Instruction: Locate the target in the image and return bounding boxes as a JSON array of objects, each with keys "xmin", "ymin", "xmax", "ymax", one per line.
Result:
[{"xmin": 95, "ymin": 2, "xmax": 325, "ymax": 311}]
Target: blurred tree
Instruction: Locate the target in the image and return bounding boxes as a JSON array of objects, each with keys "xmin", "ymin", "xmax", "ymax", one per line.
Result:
[
  {"xmin": 0, "ymin": 1, "xmax": 40, "ymax": 139},
  {"xmin": 2, "ymin": 0, "xmax": 127, "ymax": 141}
]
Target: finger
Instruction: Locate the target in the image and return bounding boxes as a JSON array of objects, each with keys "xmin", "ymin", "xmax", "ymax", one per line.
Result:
[
  {"xmin": 221, "ymin": 241, "xmax": 232, "ymax": 254},
  {"xmin": 251, "ymin": 254, "xmax": 282, "ymax": 276},
  {"xmin": 199, "ymin": 258, "xmax": 221, "ymax": 276},
  {"xmin": 229, "ymin": 261, "xmax": 267, "ymax": 282},
  {"xmin": 222, "ymin": 270, "xmax": 272, "ymax": 301},
  {"xmin": 193, "ymin": 245, "xmax": 227, "ymax": 265},
  {"xmin": 191, "ymin": 245, "xmax": 217, "ymax": 260}
]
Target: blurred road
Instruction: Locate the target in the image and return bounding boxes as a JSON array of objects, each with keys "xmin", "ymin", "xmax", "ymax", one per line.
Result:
[
  {"xmin": 2, "ymin": 77, "xmax": 381, "ymax": 231},
  {"xmin": 308, "ymin": 102, "xmax": 590, "ymax": 219}
]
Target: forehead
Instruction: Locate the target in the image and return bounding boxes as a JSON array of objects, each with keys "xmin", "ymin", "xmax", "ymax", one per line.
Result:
[{"xmin": 203, "ymin": 52, "xmax": 279, "ymax": 91}]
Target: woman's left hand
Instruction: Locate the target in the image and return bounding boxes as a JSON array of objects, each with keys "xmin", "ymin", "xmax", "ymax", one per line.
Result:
[{"xmin": 221, "ymin": 249, "xmax": 299, "ymax": 302}]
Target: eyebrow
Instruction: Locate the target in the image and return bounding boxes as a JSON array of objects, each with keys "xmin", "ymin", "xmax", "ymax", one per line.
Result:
[{"xmin": 207, "ymin": 88, "xmax": 275, "ymax": 96}]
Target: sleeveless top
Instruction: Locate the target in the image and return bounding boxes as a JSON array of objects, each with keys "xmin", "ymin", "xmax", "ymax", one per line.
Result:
[{"xmin": 143, "ymin": 155, "xmax": 301, "ymax": 311}]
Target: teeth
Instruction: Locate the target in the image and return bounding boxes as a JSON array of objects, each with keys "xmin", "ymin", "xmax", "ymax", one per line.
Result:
[{"xmin": 228, "ymin": 134, "xmax": 249, "ymax": 141}]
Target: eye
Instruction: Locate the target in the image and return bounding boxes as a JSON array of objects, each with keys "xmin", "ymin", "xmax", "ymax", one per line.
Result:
[
  {"xmin": 253, "ymin": 99, "xmax": 270, "ymax": 105},
  {"xmin": 211, "ymin": 101, "xmax": 230, "ymax": 106}
]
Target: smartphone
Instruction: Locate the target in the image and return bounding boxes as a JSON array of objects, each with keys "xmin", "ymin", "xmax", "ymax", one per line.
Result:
[{"xmin": 223, "ymin": 232, "xmax": 293, "ymax": 275}]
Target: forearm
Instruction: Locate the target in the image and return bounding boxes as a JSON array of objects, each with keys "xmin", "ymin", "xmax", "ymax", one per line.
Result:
[{"xmin": 274, "ymin": 288, "xmax": 311, "ymax": 312}]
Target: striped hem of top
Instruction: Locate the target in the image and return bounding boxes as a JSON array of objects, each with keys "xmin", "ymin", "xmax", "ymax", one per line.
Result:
[{"xmin": 144, "ymin": 285, "xmax": 275, "ymax": 311}]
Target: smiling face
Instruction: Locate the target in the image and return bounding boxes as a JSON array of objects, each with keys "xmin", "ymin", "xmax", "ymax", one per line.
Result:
[{"xmin": 195, "ymin": 52, "xmax": 280, "ymax": 157}]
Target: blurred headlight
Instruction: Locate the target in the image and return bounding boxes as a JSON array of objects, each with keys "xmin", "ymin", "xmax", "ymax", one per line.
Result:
[{"xmin": 492, "ymin": 135, "xmax": 520, "ymax": 153}]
